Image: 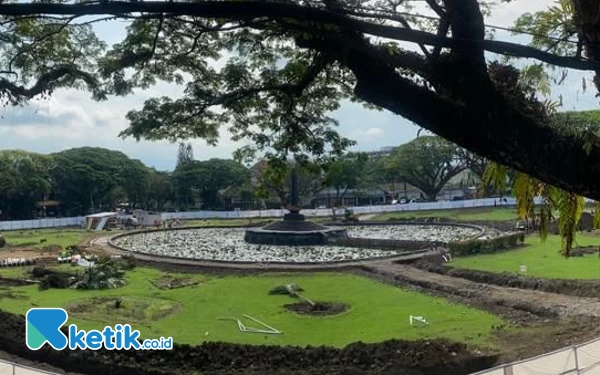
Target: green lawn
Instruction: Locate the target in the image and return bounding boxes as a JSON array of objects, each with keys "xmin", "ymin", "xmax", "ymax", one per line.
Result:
[
  {"xmin": 372, "ymin": 207, "xmax": 517, "ymax": 222},
  {"xmin": 0, "ymin": 266, "xmax": 503, "ymax": 347},
  {"xmin": 1, "ymin": 229, "xmax": 90, "ymax": 249},
  {"xmin": 451, "ymin": 234, "xmax": 600, "ymax": 279}
]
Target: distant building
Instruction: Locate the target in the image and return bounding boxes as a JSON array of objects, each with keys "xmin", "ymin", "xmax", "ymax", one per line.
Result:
[{"xmin": 310, "ymin": 188, "xmax": 393, "ymax": 208}]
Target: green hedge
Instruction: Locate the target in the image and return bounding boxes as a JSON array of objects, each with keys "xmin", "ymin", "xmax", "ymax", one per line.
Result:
[{"xmin": 449, "ymin": 232, "xmax": 525, "ymax": 256}]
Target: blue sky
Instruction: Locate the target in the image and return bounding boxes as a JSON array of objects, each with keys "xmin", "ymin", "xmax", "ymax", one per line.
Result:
[{"xmin": 0, "ymin": 0, "xmax": 597, "ymax": 171}]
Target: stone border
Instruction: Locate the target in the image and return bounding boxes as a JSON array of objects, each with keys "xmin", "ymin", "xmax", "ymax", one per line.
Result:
[{"xmin": 330, "ymin": 221, "xmax": 486, "ymax": 250}]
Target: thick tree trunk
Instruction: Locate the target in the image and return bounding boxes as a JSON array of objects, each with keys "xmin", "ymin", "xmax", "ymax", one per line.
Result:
[{"xmin": 571, "ymin": 0, "xmax": 600, "ymax": 92}]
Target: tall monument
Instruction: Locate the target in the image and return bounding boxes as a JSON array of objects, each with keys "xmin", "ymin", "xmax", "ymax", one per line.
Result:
[{"xmin": 244, "ymin": 165, "xmax": 347, "ymax": 245}]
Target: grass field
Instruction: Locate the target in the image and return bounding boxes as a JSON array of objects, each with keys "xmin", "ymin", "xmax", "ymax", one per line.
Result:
[
  {"xmin": 1, "ymin": 229, "xmax": 90, "ymax": 249},
  {"xmin": 372, "ymin": 207, "xmax": 517, "ymax": 222},
  {"xmin": 452, "ymin": 234, "xmax": 600, "ymax": 279},
  {"xmin": 0, "ymin": 266, "xmax": 504, "ymax": 348}
]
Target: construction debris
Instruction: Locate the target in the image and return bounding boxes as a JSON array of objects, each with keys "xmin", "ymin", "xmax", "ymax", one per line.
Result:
[
  {"xmin": 409, "ymin": 315, "xmax": 429, "ymax": 326},
  {"xmin": 218, "ymin": 314, "xmax": 282, "ymax": 335}
]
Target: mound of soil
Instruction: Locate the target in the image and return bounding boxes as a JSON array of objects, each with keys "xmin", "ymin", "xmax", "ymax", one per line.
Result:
[
  {"xmin": 285, "ymin": 302, "xmax": 348, "ymax": 316},
  {"xmin": 413, "ymin": 260, "xmax": 600, "ymax": 298},
  {"xmin": 569, "ymin": 246, "xmax": 598, "ymax": 257},
  {"xmin": 0, "ymin": 309, "xmax": 497, "ymax": 375},
  {"xmin": 151, "ymin": 276, "xmax": 199, "ymax": 289}
]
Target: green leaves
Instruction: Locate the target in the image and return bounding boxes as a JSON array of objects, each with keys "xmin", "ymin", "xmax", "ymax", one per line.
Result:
[
  {"xmin": 513, "ymin": 0, "xmax": 577, "ymax": 57},
  {"xmin": 390, "ymin": 136, "xmax": 467, "ymax": 201}
]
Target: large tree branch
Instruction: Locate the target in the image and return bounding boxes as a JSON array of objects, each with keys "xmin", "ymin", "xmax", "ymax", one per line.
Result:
[
  {"xmin": 341, "ymin": 47, "xmax": 600, "ymax": 200},
  {"xmin": 1, "ymin": 1, "xmax": 600, "ymax": 71},
  {"xmin": 0, "ymin": 65, "xmax": 97, "ymax": 100}
]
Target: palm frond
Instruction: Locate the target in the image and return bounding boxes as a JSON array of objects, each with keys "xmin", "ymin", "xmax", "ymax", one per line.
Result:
[
  {"xmin": 555, "ymin": 190, "xmax": 584, "ymax": 258},
  {"xmin": 480, "ymin": 161, "xmax": 507, "ymax": 197},
  {"xmin": 513, "ymin": 172, "xmax": 536, "ymax": 221},
  {"xmin": 593, "ymin": 201, "xmax": 600, "ymax": 229}
]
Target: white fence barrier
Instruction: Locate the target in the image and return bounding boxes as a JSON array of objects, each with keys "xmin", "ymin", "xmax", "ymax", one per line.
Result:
[
  {"xmin": 0, "ymin": 217, "xmax": 85, "ymax": 231},
  {"xmin": 0, "ymin": 358, "xmax": 60, "ymax": 375},
  {"xmin": 470, "ymin": 337, "xmax": 600, "ymax": 375},
  {"xmin": 0, "ymin": 197, "xmax": 543, "ymax": 231},
  {"xmin": 160, "ymin": 197, "xmax": 534, "ymax": 221}
]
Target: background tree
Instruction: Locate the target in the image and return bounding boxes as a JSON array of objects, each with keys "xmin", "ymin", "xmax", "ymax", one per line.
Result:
[
  {"xmin": 146, "ymin": 171, "xmax": 175, "ymax": 211},
  {"xmin": 391, "ymin": 136, "xmax": 466, "ymax": 202},
  {"xmin": 256, "ymin": 160, "xmax": 322, "ymax": 207},
  {"xmin": 51, "ymin": 147, "xmax": 135, "ymax": 214},
  {"xmin": 0, "ymin": 151, "xmax": 53, "ymax": 219},
  {"xmin": 322, "ymin": 153, "xmax": 368, "ymax": 207},
  {"xmin": 176, "ymin": 142, "xmax": 194, "ymax": 168},
  {"xmin": 120, "ymin": 159, "xmax": 151, "ymax": 209},
  {"xmin": 172, "ymin": 158, "xmax": 250, "ymax": 209}
]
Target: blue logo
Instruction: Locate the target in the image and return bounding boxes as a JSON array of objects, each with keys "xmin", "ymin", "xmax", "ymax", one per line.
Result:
[
  {"xmin": 26, "ymin": 308, "xmax": 69, "ymax": 350},
  {"xmin": 26, "ymin": 308, "xmax": 173, "ymax": 350}
]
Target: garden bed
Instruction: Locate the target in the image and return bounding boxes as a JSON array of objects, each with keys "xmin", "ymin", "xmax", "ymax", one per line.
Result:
[{"xmin": 284, "ymin": 301, "xmax": 348, "ymax": 316}]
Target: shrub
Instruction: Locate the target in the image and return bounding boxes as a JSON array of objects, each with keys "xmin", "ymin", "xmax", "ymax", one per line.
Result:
[
  {"xmin": 120, "ymin": 255, "xmax": 137, "ymax": 270},
  {"xmin": 449, "ymin": 232, "xmax": 525, "ymax": 256},
  {"xmin": 0, "ymin": 236, "xmax": 5, "ymax": 248},
  {"xmin": 39, "ymin": 273, "xmax": 74, "ymax": 291}
]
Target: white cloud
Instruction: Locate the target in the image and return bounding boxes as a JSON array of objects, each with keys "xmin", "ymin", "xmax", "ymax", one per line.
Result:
[{"xmin": 366, "ymin": 127, "xmax": 384, "ymax": 137}]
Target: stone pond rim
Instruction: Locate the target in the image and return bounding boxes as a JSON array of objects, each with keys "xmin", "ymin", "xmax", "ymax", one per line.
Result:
[{"xmin": 243, "ymin": 211, "xmax": 349, "ymax": 246}]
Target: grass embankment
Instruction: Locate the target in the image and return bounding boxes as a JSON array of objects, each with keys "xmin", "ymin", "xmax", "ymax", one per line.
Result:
[
  {"xmin": 0, "ymin": 266, "xmax": 503, "ymax": 347},
  {"xmin": 452, "ymin": 234, "xmax": 600, "ymax": 279},
  {"xmin": 372, "ymin": 207, "xmax": 517, "ymax": 222},
  {"xmin": 1, "ymin": 229, "xmax": 90, "ymax": 249}
]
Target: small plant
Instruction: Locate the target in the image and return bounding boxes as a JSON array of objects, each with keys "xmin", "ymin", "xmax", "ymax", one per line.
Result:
[
  {"xmin": 120, "ymin": 254, "xmax": 137, "ymax": 270},
  {"xmin": 73, "ymin": 257, "xmax": 127, "ymax": 290},
  {"xmin": 269, "ymin": 283, "xmax": 315, "ymax": 306}
]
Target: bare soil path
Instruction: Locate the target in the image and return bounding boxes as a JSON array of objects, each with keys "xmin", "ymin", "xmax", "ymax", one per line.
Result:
[{"xmin": 362, "ymin": 261, "xmax": 600, "ymax": 320}]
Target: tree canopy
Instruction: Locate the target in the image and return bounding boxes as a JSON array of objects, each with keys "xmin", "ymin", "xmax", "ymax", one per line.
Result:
[
  {"xmin": 2, "ymin": 0, "xmax": 600, "ymax": 199},
  {"xmin": 390, "ymin": 136, "xmax": 466, "ymax": 201}
]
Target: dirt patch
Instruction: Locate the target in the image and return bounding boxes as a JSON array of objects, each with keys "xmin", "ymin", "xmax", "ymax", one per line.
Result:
[
  {"xmin": 0, "ymin": 308, "xmax": 497, "ymax": 375},
  {"xmin": 0, "ymin": 289, "xmax": 29, "ymax": 300},
  {"xmin": 150, "ymin": 275, "xmax": 200, "ymax": 289},
  {"xmin": 413, "ymin": 260, "xmax": 600, "ymax": 298},
  {"xmin": 285, "ymin": 302, "xmax": 348, "ymax": 316},
  {"xmin": 66, "ymin": 296, "xmax": 181, "ymax": 323},
  {"xmin": 570, "ymin": 246, "xmax": 598, "ymax": 257}
]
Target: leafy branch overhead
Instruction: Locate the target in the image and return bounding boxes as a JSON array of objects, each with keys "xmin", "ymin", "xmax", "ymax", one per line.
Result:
[{"xmin": 2, "ymin": 1, "xmax": 600, "ymax": 200}]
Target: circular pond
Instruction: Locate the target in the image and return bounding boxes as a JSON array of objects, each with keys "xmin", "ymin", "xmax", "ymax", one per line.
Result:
[{"xmin": 111, "ymin": 224, "xmax": 480, "ymax": 263}]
